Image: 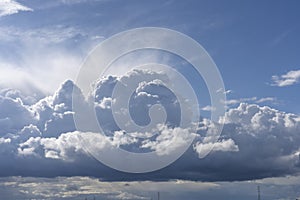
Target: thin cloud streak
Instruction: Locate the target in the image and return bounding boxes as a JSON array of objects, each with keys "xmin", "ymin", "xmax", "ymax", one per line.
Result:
[{"xmin": 271, "ymin": 69, "xmax": 300, "ymax": 87}]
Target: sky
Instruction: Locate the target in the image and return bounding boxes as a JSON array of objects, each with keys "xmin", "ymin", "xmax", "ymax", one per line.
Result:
[{"xmin": 0, "ymin": 0, "xmax": 300, "ymax": 199}]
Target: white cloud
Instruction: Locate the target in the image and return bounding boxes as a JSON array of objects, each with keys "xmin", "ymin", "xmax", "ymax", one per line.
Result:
[
  {"xmin": 271, "ymin": 69, "xmax": 300, "ymax": 87},
  {"xmin": 111, "ymin": 130, "xmax": 138, "ymax": 147},
  {"xmin": 224, "ymin": 96, "xmax": 277, "ymax": 106},
  {"xmin": 0, "ymin": 137, "xmax": 11, "ymax": 144},
  {"xmin": 255, "ymin": 97, "xmax": 277, "ymax": 103},
  {"xmin": 0, "ymin": 88, "xmax": 39, "ymax": 105},
  {"xmin": 18, "ymin": 124, "xmax": 41, "ymax": 142},
  {"xmin": 194, "ymin": 139, "xmax": 239, "ymax": 157},
  {"xmin": 0, "ymin": 49, "xmax": 81, "ymax": 95},
  {"xmin": 141, "ymin": 124, "xmax": 195, "ymax": 156},
  {"xmin": 221, "ymin": 103, "xmax": 300, "ymax": 131},
  {"xmin": 0, "ymin": 95, "xmax": 37, "ymax": 136},
  {"xmin": 96, "ymin": 97, "xmax": 114, "ymax": 109},
  {"xmin": 0, "ymin": 62, "xmax": 45, "ymax": 95},
  {"xmin": 216, "ymin": 88, "xmax": 233, "ymax": 95},
  {"xmin": 201, "ymin": 105, "xmax": 216, "ymax": 111},
  {"xmin": 0, "ymin": 25, "xmax": 103, "ymax": 95},
  {"xmin": 0, "ymin": 0, "xmax": 32, "ymax": 17},
  {"xmin": 0, "ymin": 70, "xmax": 300, "ymax": 181},
  {"xmin": 0, "ymin": 25, "xmax": 89, "ymax": 44},
  {"xmin": 18, "ymin": 131, "xmax": 106, "ymax": 161}
]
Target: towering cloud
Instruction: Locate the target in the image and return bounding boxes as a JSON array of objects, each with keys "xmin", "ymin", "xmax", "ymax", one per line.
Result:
[{"xmin": 0, "ymin": 69, "xmax": 299, "ymax": 181}]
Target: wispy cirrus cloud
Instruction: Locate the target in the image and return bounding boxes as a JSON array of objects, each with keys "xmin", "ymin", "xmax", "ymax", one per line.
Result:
[
  {"xmin": 271, "ymin": 69, "xmax": 300, "ymax": 87},
  {"xmin": 223, "ymin": 96, "xmax": 277, "ymax": 106},
  {"xmin": 0, "ymin": 25, "xmax": 104, "ymax": 95},
  {"xmin": 0, "ymin": 0, "xmax": 32, "ymax": 17},
  {"xmin": 0, "ymin": 25, "xmax": 91, "ymax": 44}
]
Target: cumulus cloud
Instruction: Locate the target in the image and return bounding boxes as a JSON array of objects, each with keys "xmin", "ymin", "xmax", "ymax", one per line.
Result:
[
  {"xmin": 271, "ymin": 69, "xmax": 300, "ymax": 87},
  {"xmin": 0, "ymin": 95, "xmax": 37, "ymax": 136},
  {"xmin": 0, "ymin": 0, "xmax": 32, "ymax": 17},
  {"xmin": 18, "ymin": 132, "xmax": 92, "ymax": 160},
  {"xmin": 0, "ymin": 88, "xmax": 39, "ymax": 105},
  {"xmin": 194, "ymin": 139, "xmax": 239, "ymax": 155},
  {"xmin": 141, "ymin": 124, "xmax": 195, "ymax": 156},
  {"xmin": 0, "ymin": 79, "xmax": 81, "ymax": 139},
  {"xmin": 0, "ymin": 69, "xmax": 300, "ymax": 182}
]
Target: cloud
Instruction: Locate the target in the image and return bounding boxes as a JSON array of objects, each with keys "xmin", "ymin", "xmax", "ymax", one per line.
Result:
[
  {"xmin": 0, "ymin": 138, "xmax": 11, "ymax": 145},
  {"xmin": 0, "ymin": 25, "xmax": 90, "ymax": 44},
  {"xmin": 0, "ymin": 88, "xmax": 39, "ymax": 105},
  {"xmin": 43, "ymin": 0, "xmax": 101, "ymax": 7},
  {"xmin": 113, "ymin": 192, "xmax": 148, "ymax": 200},
  {"xmin": 1, "ymin": 175, "xmax": 300, "ymax": 200},
  {"xmin": 201, "ymin": 105, "xmax": 216, "ymax": 111},
  {"xmin": 216, "ymin": 88, "xmax": 233, "ymax": 95},
  {"xmin": 0, "ymin": 70, "xmax": 300, "ymax": 182},
  {"xmin": 18, "ymin": 132, "xmax": 92, "ymax": 160},
  {"xmin": 224, "ymin": 96, "xmax": 277, "ymax": 106},
  {"xmin": 60, "ymin": 0, "xmax": 92, "ymax": 4},
  {"xmin": 0, "ymin": 95, "xmax": 37, "ymax": 136},
  {"xmin": 271, "ymin": 69, "xmax": 300, "ymax": 87},
  {"xmin": 0, "ymin": 176, "xmax": 219, "ymax": 200},
  {"xmin": 0, "ymin": 0, "xmax": 32, "ymax": 17},
  {"xmin": 255, "ymin": 97, "xmax": 277, "ymax": 103},
  {"xmin": 0, "ymin": 25, "xmax": 103, "ymax": 95},
  {"xmin": 0, "ymin": 47, "xmax": 82, "ymax": 95},
  {"xmin": 141, "ymin": 124, "xmax": 195, "ymax": 156},
  {"xmin": 194, "ymin": 139, "xmax": 239, "ymax": 155}
]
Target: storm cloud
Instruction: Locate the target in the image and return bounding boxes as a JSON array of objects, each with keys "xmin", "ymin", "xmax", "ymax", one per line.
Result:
[{"xmin": 0, "ymin": 69, "xmax": 299, "ymax": 181}]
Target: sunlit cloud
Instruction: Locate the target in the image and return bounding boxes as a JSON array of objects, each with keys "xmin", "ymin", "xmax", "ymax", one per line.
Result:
[
  {"xmin": 0, "ymin": 25, "xmax": 103, "ymax": 94},
  {"xmin": 0, "ymin": 0, "xmax": 32, "ymax": 17}
]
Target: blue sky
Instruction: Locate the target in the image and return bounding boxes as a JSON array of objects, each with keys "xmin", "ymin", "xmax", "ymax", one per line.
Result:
[
  {"xmin": 0, "ymin": 0, "xmax": 300, "ymax": 199},
  {"xmin": 1, "ymin": 0, "xmax": 300, "ymax": 112}
]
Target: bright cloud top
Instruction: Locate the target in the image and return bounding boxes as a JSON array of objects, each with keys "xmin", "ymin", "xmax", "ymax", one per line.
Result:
[
  {"xmin": 271, "ymin": 69, "xmax": 300, "ymax": 87},
  {"xmin": 0, "ymin": 0, "xmax": 32, "ymax": 17}
]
